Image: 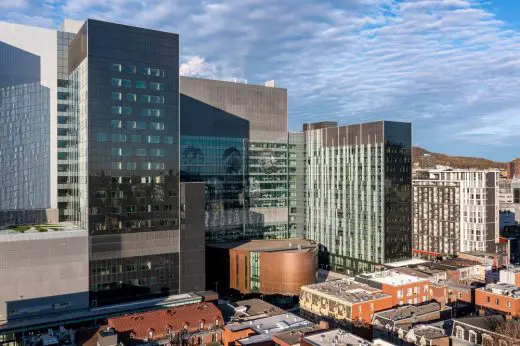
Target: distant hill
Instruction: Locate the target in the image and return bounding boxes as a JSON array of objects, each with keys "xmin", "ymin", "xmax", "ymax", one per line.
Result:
[{"xmin": 412, "ymin": 147, "xmax": 505, "ymax": 170}]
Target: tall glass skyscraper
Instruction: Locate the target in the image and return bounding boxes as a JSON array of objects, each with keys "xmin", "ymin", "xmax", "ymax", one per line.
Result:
[{"xmin": 68, "ymin": 19, "xmax": 180, "ymax": 306}]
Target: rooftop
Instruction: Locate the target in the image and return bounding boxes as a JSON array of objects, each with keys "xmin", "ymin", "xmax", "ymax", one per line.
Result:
[
  {"xmin": 435, "ymin": 258, "xmax": 482, "ymax": 269},
  {"xmin": 227, "ymin": 313, "xmax": 312, "ymax": 345},
  {"xmin": 108, "ymin": 302, "xmax": 223, "ymax": 341},
  {"xmin": 393, "ymin": 267, "xmax": 436, "ymax": 279},
  {"xmin": 302, "ymin": 279, "xmax": 391, "ymax": 304},
  {"xmin": 454, "ymin": 315, "xmax": 505, "ymax": 332},
  {"xmin": 316, "ymin": 269, "xmax": 352, "ymax": 283},
  {"xmin": 357, "ymin": 270, "xmax": 428, "ymax": 286},
  {"xmin": 385, "ymin": 259, "xmax": 430, "ymax": 268},
  {"xmin": 479, "ymin": 283, "xmax": 520, "ymax": 298},
  {"xmin": 411, "ymin": 324, "xmax": 448, "ymax": 340},
  {"xmin": 0, "ymin": 222, "xmax": 83, "ymax": 236},
  {"xmin": 373, "ymin": 302, "xmax": 446, "ymax": 322},
  {"xmin": 303, "ymin": 329, "xmax": 372, "ymax": 346},
  {"xmin": 272, "ymin": 325, "xmax": 325, "ymax": 346},
  {"xmin": 208, "ymin": 238, "xmax": 316, "ymax": 253},
  {"xmin": 234, "ymin": 299, "xmax": 286, "ymax": 318}
]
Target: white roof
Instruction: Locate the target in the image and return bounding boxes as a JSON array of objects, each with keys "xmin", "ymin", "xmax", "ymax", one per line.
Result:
[
  {"xmin": 385, "ymin": 259, "xmax": 430, "ymax": 267},
  {"xmin": 367, "ymin": 272, "xmax": 427, "ymax": 286}
]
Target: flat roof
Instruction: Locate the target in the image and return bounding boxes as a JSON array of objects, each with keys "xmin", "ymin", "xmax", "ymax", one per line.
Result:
[
  {"xmin": 374, "ymin": 302, "xmax": 445, "ymax": 321},
  {"xmin": 385, "ymin": 259, "xmax": 430, "ymax": 267},
  {"xmin": 360, "ymin": 271, "xmax": 428, "ymax": 286},
  {"xmin": 273, "ymin": 325, "xmax": 324, "ymax": 345},
  {"xmin": 227, "ymin": 313, "xmax": 313, "ymax": 345},
  {"xmin": 235, "ymin": 299, "xmax": 286, "ymax": 318},
  {"xmin": 302, "ymin": 279, "xmax": 391, "ymax": 304},
  {"xmin": 303, "ymin": 329, "xmax": 372, "ymax": 346},
  {"xmin": 208, "ymin": 238, "xmax": 316, "ymax": 252},
  {"xmin": 0, "ymin": 222, "xmax": 86, "ymax": 241}
]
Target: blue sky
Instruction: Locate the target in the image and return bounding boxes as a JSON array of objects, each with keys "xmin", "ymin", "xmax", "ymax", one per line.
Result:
[{"xmin": 1, "ymin": 0, "xmax": 519, "ymax": 161}]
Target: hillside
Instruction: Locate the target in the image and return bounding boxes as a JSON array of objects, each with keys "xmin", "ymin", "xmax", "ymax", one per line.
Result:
[{"xmin": 412, "ymin": 147, "xmax": 505, "ymax": 170}]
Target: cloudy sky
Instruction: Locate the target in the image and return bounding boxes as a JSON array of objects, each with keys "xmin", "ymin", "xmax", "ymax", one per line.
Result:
[{"xmin": 1, "ymin": 0, "xmax": 519, "ymax": 161}]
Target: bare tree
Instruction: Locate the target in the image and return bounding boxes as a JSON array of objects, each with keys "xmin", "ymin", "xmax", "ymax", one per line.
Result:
[{"xmin": 486, "ymin": 316, "xmax": 520, "ymax": 343}]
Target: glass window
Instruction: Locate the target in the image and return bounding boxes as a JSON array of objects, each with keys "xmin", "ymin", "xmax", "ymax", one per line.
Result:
[
  {"xmin": 146, "ymin": 136, "xmax": 160, "ymax": 144},
  {"xmin": 122, "ymin": 79, "xmax": 131, "ymax": 87},
  {"xmin": 112, "ymin": 134, "xmax": 127, "ymax": 142},
  {"xmin": 126, "ymin": 162, "xmax": 137, "ymax": 170},
  {"xmin": 111, "ymin": 78, "xmax": 122, "ymax": 87},
  {"xmin": 140, "ymin": 95, "xmax": 151, "ymax": 103},
  {"xmin": 150, "ymin": 109, "xmax": 161, "ymax": 117},
  {"xmin": 110, "ymin": 64, "xmax": 122, "ymax": 72},
  {"xmin": 136, "ymin": 149, "xmax": 147, "ymax": 156},
  {"xmin": 126, "ymin": 65, "xmax": 136, "ymax": 74},
  {"xmin": 112, "ymin": 92, "xmax": 122, "ymax": 100},
  {"xmin": 127, "ymin": 93, "xmax": 137, "ymax": 102},
  {"xmin": 150, "ymin": 149, "xmax": 166, "ymax": 157},
  {"xmin": 126, "ymin": 121, "xmax": 137, "ymax": 129},
  {"xmin": 96, "ymin": 133, "xmax": 107, "ymax": 142},
  {"xmin": 111, "ymin": 120, "xmax": 122, "ymax": 128},
  {"xmin": 150, "ymin": 82, "xmax": 164, "ymax": 90},
  {"xmin": 151, "ymin": 96, "xmax": 164, "ymax": 103},
  {"xmin": 122, "ymin": 107, "xmax": 132, "ymax": 115},
  {"xmin": 111, "ymin": 162, "xmax": 122, "ymax": 170},
  {"xmin": 136, "ymin": 81, "xmax": 147, "ymax": 89},
  {"xmin": 164, "ymin": 136, "xmax": 174, "ymax": 144},
  {"xmin": 142, "ymin": 67, "xmax": 151, "ymax": 75},
  {"xmin": 111, "ymin": 106, "xmax": 122, "ymax": 114},
  {"xmin": 136, "ymin": 121, "xmax": 146, "ymax": 130},
  {"xmin": 150, "ymin": 122, "xmax": 164, "ymax": 130},
  {"xmin": 130, "ymin": 135, "xmax": 141, "ymax": 143}
]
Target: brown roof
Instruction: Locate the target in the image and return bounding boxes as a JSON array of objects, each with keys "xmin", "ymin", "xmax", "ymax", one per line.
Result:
[{"xmin": 108, "ymin": 302, "xmax": 223, "ymax": 341}]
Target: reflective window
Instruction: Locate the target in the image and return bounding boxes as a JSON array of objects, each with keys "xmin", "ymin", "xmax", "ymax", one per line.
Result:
[
  {"xmin": 111, "ymin": 162, "xmax": 123, "ymax": 170},
  {"xmin": 122, "ymin": 107, "xmax": 132, "ymax": 115},
  {"xmin": 126, "ymin": 65, "xmax": 136, "ymax": 74},
  {"xmin": 136, "ymin": 149, "xmax": 147, "ymax": 156},
  {"xmin": 141, "ymin": 108, "xmax": 162, "ymax": 117},
  {"xmin": 164, "ymin": 136, "xmax": 174, "ymax": 144},
  {"xmin": 112, "ymin": 134, "xmax": 127, "ymax": 142},
  {"xmin": 150, "ymin": 149, "xmax": 166, "ymax": 157},
  {"xmin": 150, "ymin": 82, "xmax": 164, "ymax": 90},
  {"xmin": 111, "ymin": 120, "xmax": 122, "ymax": 128},
  {"xmin": 112, "ymin": 92, "xmax": 122, "ymax": 101},
  {"xmin": 96, "ymin": 133, "xmax": 107, "ymax": 142},
  {"xmin": 136, "ymin": 81, "xmax": 147, "ymax": 89},
  {"xmin": 111, "ymin": 78, "xmax": 122, "ymax": 87},
  {"xmin": 110, "ymin": 64, "xmax": 122, "ymax": 72},
  {"xmin": 126, "ymin": 121, "xmax": 136, "ymax": 129},
  {"xmin": 146, "ymin": 136, "xmax": 160, "ymax": 144},
  {"xmin": 150, "ymin": 122, "xmax": 164, "ymax": 131},
  {"xmin": 126, "ymin": 162, "xmax": 137, "ymax": 170},
  {"xmin": 130, "ymin": 135, "xmax": 141, "ymax": 143},
  {"xmin": 112, "ymin": 106, "xmax": 122, "ymax": 114},
  {"xmin": 122, "ymin": 79, "xmax": 131, "ymax": 87},
  {"xmin": 127, "ymin": 93, "xmax": 137, "ymax": 102}
]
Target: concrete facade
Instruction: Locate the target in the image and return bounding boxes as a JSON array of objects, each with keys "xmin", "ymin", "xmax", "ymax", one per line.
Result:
[{"xmin": 0, "ymin": 227, "xmax": 89, "ymax": 322}]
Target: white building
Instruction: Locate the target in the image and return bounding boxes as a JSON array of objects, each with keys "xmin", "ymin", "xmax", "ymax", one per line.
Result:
[{"xmin": 413, "ymin": 169, "xmax": 499, "ymax": 255}]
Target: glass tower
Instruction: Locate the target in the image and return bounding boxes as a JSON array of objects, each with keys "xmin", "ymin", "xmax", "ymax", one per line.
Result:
[{"xmin": 68, "ymin": 19, "xmax": 180, "ymax": 306}]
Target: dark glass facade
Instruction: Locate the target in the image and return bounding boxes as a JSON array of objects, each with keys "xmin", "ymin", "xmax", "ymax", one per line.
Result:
[{"xmin": 69, "ymin": 19, "xmax": 180, "ymax": 306}]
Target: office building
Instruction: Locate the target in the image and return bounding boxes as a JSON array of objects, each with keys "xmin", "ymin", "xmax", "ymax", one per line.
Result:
[
  {"xmin": 413, "ymin": 169, "xmax": 499, "ymax": 256},
  {"xmin": 302, "ymin": 121, "xmax": 412, "ymax": 273},
  {"xmin": 180, "ymin": 77, "xmax": 290, "ymax": 242}
]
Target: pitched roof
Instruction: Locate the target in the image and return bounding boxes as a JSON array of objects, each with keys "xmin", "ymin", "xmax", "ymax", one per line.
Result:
[{"xmin": 108, "ymin": 302, "xmax": 223, "ymax": 341}]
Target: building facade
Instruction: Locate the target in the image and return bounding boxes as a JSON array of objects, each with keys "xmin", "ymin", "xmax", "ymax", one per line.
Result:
[
  {"xmin": 67, "ymin": 19, "xmax": 181, "ymax": 306},
  {"xmin": 413, "ymin": 169, "xmax": 499, "ymax": 256},
  {"xmin": 303, "ymin": 121, "xmax": 412, "ymax": 273}
]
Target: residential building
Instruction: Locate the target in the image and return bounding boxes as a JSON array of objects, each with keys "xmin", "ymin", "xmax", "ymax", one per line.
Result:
[
  {"xmin": 413, "ymin": 169, "xmax": 499, "ymax": 256},
  {"xmin": 499, "ymin": 178, "xmax": 514, "ymax": 212},
  {"xmin": 0, "ymin": 223, "xmax": 89, "ymax": 323},
  {"xmin": 303, "ymin": 121, "xmax": 412, "ymax": 274},
  {"xmin": 180, "ymin": 76, "xmax": 290, "ymax": 242},
  {"xmin": 299, "ymin": 279, "xmax": 394, "ymax": 327},
  {"xmin": 207, "ymin": 239, "xmax": 317, "ymax": 300},
  {"xmin": 475, "ymin": 283, "xmax": 520, "ymax": 318},
  {"xmin": 301, "ymin": 329, "xmax": 373, "ymax": 346},
  {"xmin": 451, "ymin": 315, "xmax": 519, "ymax": 346},
  {"xmin": 355, "ymin": 270, "xmax": 432, "ymax": 306},
  {"xmin": 223, "ymin": 312, "xmax": 312, "ymax": 346}
]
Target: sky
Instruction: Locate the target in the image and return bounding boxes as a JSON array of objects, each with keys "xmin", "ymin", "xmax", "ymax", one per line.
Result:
[{"xmin": 0, "ymin": 0, "xmax": 519, "ymax": 161}]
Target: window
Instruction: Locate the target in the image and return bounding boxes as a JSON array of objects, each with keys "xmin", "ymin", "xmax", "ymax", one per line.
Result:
[
  {"xmin": 141, "ymin": 95, "xmax": 151, "ymax": 103},
  {"xmin": 111, "ymin": 148, "xmax": 131, "ymax": 156},
  {"xmin": 142, "ymin": 67, "xmax": 152, "ymax": 75},
  {"xmin": 96, "ymin": 133, "xmax": 107, "ymax": 142},
  {"xmin": 112, "ymin": 92, "xmax": 122, "ymax": 100},
  {"xmin": 111, "ymin": 78, "xmax": 122, "ymax": 87},
  {"xmin": 130, "ymin": 135, "xmax": 141, "ymax": 143},
  {"xmin": 456, "ymin": 327, "xmax": 464, "ymax": 340},
  {"xmin": 150, "ymin": 149, "xmax": 166, "ymax": 157},
  {"xmin": 122, "ymin": 107, "xmax": 132, "ymax": 115},
  {"xmin": 126, "ymin": 65, "xmax": 136, "ymax": 74},
  {"xmin": 136, "ymin": 149, "xmax": 147, "ymax": 156},
  {"xmin": 150, "ymin": 122, "xmax": 164, "ymax": 130},
  {"xmin": 112, "ymin": 134, "xmax": 127, "ymax": 142},
  {"xmin": 141, "ymin": 108, "xmax": 162, "ymax": 117},
  {"xmin": 126, "ymin": 121, "xmax": 137, "ymax": 129},
  {"xmin": 147, "ymin": 136, "xmax": 160, "ymax": 144},
  {"xmin": 126, "ymin": 162, "xmax": 137, "ymax": 170},
  {"xmin": 508, "ymin": 301, "xmax": 512, "ymax": 309},
  {"xmin": 469, "ymin": 331, "xmax": 477, "ymax": 343},
  {"xmin": 136, "ymin": 80, "xmax": 147, "ymax": 89},
  {"xmin": 110, "ymin": 63, "xmax": 122, "ymax": 72},
  {"xmin": 111, "ymin": 162, "xmax": 122, "ymax": 170},
  {"xmin": 136, "ymin": 121, "xmax": 146, "ymax": 129},
  {"xmin": 486, "ymin": 296, "xmax": 491, "ymax": 303},
  {"xmin": 150, "ymin": 82, "xmax": 164, "ymax": 90},
  {"xmin": 164, "ymin": 136, "xmax": 174, "ymax": 144},
  {"xmin": 122, "ymin": 79, "xmax": 131, "ymax": 87},
  {"xmin": 496, "ymin": 298, "xmax": 500, "ymax": 305},
  {"xmin": 127, "ymin": 93, "xmax": 137, "ymax": 102},
  {"xmin": 407, "ymin": 288, "xmax": 412, "ymax": 296},
  {"xmin": 397, "ymin": 289, "xmax": 403, "ymax": 298},
  {"xmin": 111, "ymin": 120, "xmax": 122, "ymax": 128},
  {"xmin": 111, "ymin": 106, "xmax": 122, "ymax": 114}
]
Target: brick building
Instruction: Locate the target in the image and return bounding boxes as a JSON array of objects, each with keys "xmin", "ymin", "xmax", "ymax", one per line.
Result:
[{"xmin": 475, "ymin": 283, "xmax": 520, "ymax": 318}]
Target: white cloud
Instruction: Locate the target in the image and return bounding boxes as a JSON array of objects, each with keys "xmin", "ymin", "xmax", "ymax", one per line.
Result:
[
  {"xmin": 0, "ymin": 0, "xmax": 26, "ymax": 9},
  {"xmin": 180, "ymin": 56, "xmax": 217, "ymax": 78}
]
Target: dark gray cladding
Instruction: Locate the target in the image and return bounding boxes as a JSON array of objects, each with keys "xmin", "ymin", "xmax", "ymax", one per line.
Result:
[
  {"xmin": 0, "ymin": 41, "xmax": 40, "ymax": 88},
  {"xmin": 180, "ymin": 76, "xmax": 288, "ymax": 140}
]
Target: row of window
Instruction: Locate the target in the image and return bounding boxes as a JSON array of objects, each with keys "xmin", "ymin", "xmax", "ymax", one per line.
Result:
[
  {"xmin": 111, "ymin": 162, "xmax": 165, "ymax": 170},
  {"xmin": 109, "ymin": 107, "xmax": 164, "ymax": 117},
  {"xmin": 111, "ymin": 64, "xmax": 165, "ymax": 77},
  {"xmin": 111, "ymin": 79, "xmax": 165, "ymax": 91},
  {"xmin": 96, "ymin": 133, "xmax": 174, "ymax": 144},
  {"xmin": 111, "ymin": 120, "xmax": 165, "ymax": 131},
  {"xmin": 111, "ymin": 148, "xmax": 167, "ymax": 157}
]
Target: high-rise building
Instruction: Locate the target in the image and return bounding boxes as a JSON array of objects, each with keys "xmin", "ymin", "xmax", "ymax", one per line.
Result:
[
  {"xmin": 413, "ymin": 169, "xmax": 499, "ymax": 257},
  {"xmin": 66, "ymin": 19, "xmax": 183, "ymax": 306},
  {"xmin": 180, "ymin": 77, "xmax": 291, "ymax": 242},
  {"xmin": 302, "ymin": 121, "xmax": 413, "ymax": 273}
]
